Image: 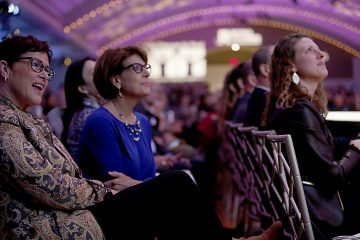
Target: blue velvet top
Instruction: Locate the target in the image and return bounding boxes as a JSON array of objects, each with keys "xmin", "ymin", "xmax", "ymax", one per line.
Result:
[{"xmin": 78, "ymin": 106, "xmax": 156, "ymax": 181}]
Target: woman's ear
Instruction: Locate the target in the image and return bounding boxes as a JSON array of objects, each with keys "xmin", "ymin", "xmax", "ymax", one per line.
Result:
[
  {"xmin": 289, "ymin": 62, "xmax": 297, "ymax": 73},
  {"xmin": 77, "ymin": 85, "xmax": 90, "ymax": 95},
  {"xmin": 110, "ymin": 75, "xmax": 121, "ymax": 87},
  {"xmin": 259, "ymin": 63, "xmax": 269, "ymax": 76},
  {"xmin": 0, "ymin": 60, "xmax": 9, "ymax": 80},
  {"xmin": 229, "ymin": 82, "xmax": 237, "ymax": 94}
]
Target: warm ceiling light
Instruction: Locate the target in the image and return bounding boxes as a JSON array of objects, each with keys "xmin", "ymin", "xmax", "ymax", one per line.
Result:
[
  {"xmin": 63, "ymin": 57, "xmax": 72, "ymax": 66},
  {"xmin": 231, "ymin": 43, "xmax": 241, "ymax": 51}
]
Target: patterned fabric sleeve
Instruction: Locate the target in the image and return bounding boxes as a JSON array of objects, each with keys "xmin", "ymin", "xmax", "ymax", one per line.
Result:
[{"xmin": 0, "ymin": 122, "xmax": 109, "ymax": 210}]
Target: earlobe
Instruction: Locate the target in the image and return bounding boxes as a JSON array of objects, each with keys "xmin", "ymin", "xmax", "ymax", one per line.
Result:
[
  {"xmin": 78, "ymin": 85, "xmax": 89, "ymax": 94},
  {"xmin": 111, "ymin": 76, "xmax": 122, "ymax": 89},
  {"xmin": 111, "ymin": 76, "xmax": 121, "ymax": 85},
  {"xmin": 290, "ymin": 64, "xmax": 297, "ymax": 73},
  {"xmin": 259, "ymin": 64, "xmax": 268, "ymax": 76},
  {"xmin": 229, "ymin": 83, "xmax": 237, "ymax": 94},
  {"xmin": 0, "ymin": 60, "xmax": 9, "ymax": 82}
]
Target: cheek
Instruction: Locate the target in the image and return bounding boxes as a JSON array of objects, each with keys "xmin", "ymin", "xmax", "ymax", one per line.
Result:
[{"xmin": 295, "ymin": 60, "xmax": 311, "ymax": 74}]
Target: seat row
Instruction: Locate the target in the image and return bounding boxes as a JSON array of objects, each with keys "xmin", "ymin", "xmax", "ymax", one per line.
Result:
[{"xmin": 223, "ymin": 122, "xmax": 314, "ymax": 240}]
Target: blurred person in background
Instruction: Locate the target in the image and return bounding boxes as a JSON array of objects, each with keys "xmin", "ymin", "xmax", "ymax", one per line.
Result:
[
  {"xmin": 60, "ymin": 57, "xmax": 104, "ymax": 160},
  {"xmin": 231, "ymin": 60, "xmax": 257, "ymax": 123},
  {"xmin": 45, "ymin": 84, "xmax": 66, "ymax": 138},
  {"xmin": 244, "ymin": 45, "xmax": 274, "ymax": 128}
]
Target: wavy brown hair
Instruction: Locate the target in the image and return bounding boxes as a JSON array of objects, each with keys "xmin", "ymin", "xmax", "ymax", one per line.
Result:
[{"xmin": 262, "ymin": 32, "xmax": 328, "ymax": 127}]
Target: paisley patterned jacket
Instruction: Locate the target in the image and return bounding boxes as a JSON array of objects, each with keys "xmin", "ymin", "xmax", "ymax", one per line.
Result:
[{"xmin": 0, "ymin": 95, "xmax": 109, "ymax": 239}]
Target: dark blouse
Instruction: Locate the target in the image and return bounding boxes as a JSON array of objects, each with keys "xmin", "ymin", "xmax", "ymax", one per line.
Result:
[{"xmin": 267, "ymin": 98, "xmax": 360, "ymax": 193}]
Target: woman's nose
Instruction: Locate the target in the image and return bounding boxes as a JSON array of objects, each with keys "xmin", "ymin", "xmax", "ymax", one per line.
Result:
[
  {"xmin": 144, "ymin": 69, "xmax": 150, "ymax": 77},
  {"xmin": 317, "ymin": 49, "xmax": 325, "ymax": 58}
]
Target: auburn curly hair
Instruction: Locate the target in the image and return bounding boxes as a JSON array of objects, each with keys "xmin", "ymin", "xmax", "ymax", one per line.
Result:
[{"xmin": 262, "ymin": 32, "xmax": 328, "ymax": 127}]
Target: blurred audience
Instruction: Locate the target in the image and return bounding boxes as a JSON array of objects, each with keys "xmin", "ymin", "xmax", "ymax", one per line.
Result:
[{"xmin": 44, "ymin": 83, "xmax": 66, "ymax": 138}]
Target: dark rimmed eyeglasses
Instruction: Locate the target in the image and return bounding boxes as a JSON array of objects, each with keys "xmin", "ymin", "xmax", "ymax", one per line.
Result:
[
  {"xmin": 123, "ymin": 63, "xmax": 151, "ymax": 74},
  {"xmin": 17, "ymin": 57, "xmax": 55, "ymax": 79}
]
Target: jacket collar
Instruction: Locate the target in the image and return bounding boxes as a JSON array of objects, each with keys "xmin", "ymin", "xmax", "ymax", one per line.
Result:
[{"xmin": 0, "ymin": 94, "xmax": 20, "ymax": 111}]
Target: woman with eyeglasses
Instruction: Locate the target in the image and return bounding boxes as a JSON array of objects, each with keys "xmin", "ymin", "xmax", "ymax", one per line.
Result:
[
  {"xmin": 0, "ymin": 35, "xmax": 285, "ymax": 240},
  {"xmin": 77, "ymin": 46, "xmax": 156, "ymax": 182}
]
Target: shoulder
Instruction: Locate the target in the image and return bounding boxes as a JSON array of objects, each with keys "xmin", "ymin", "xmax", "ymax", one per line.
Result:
[
  {"xmin": 0, "ymin": 103, "xmax": 34, "ymax": 127},
  {"xmin": 0, "ymin": 103, "xmax": 19, "ymax": 124},
  {"xmin": 249, "ymin": 88, "xmax": 267, "ymax": 102},
  {"xmin": 83, "ymin": 107, "xmax": 116, "ymax": 132},
  {"xmin": 270, "ymin": 98, "xmax": 323, "ymax": 129},
  {"xmin": 76, "ymin": 106, "xmax": 97, "ymax": 119},
  {"xmin": 292, "ymin": 98, "xmax": 321, "ymax": 119},
  {"xmin": 135, "ymin": 111, "xmax": 151, "ymax": 125},
  {"xmin": 87, "ymin": 107, "xmax": 112, "ymax": 122},
  {"xmin": 254, "ymin": 87, "xmax": 267, "ymax": 95}
]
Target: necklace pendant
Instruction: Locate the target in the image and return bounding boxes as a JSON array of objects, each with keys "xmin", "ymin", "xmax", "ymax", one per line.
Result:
[{"xmin": 121, "ymin": 117, "xmax": 142, "ymax": 142}]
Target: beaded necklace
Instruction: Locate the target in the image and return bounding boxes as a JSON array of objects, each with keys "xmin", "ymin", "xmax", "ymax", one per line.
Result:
[{"xmin": 119, "ymin": 113, "xmax": 142, "ymax": 142}]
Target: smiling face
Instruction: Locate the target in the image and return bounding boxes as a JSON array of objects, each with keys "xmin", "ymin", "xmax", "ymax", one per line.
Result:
[
  {"xmin": 3, "ymin": 51, "xmax": 50, "ymax": 110},
  {"xmin": 119, "ymin": 54, "xmax": 151, "ymax": 99},
  {"xmin": 293, "ymin": 37, "xmax": 328, "ymax": 83}
]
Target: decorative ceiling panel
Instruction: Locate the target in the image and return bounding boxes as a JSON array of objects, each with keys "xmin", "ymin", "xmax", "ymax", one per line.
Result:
[{"xmin": 11, "ymin": 0, "xmax": 360, "ymax": 57}]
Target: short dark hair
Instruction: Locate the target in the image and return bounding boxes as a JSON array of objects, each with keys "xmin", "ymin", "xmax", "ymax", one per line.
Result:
[
  {"xmin": 251, "ymin": 45, "xmax": 273, "ymax": 77},
  {"xmin": 94, "ymin": 46, "xmax": 148, "ymax": 100},
  {"xmin": 0, "ymin": 35, "xmax": 52, "ymax": 66}
]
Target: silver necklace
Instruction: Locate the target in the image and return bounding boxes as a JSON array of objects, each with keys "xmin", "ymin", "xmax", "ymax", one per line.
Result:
[{"xmin": 119, "ymin": 113, "xmax": 142, "ymax": 142}]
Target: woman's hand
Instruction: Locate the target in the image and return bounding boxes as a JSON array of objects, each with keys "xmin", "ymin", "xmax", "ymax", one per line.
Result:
[
  {"xmin": 233, "ymin": 221, "xmax": 282, "ymax": 240},
  {"xmin": 155, "ymin": 154, "xmax": 177, "ymax": 170},
  {"xmin": 350, "ymin": 138, "xmax": 360, "ymax": 150},
  {"xmin": 104, "ymin": 171, "xmax": 141, "ymax": 192}
]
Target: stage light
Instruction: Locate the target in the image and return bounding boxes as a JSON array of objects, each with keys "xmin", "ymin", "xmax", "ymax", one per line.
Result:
[
  {"xmin": 8, "ymin": 3, "xmax": 19, "ymax": 15},
  {"xmin": 63, "ymin": 57, "xmax": 72, "ymax": 66},
  {"xmin": 0, "ymin": 1, "xmax": 19, "ymax": 16}
]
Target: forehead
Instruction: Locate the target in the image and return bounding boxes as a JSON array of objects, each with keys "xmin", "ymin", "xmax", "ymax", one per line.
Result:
[
  {"xmin": 20, "ymin": 51, "xmax": 50, "ymax": 65},
  {"xmin": 83, "ymin": 60, "xmax": 96, "ymax": 71},
  {"xmin": 293, "ymin": 37, "xmax": 318, "ymax": 51},
  {"xmin": 122, "ymin": 54, "xmax": 144, "ymax": 65}
]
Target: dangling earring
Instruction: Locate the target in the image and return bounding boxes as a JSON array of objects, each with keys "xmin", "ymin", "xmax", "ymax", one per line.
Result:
[
  {"xmin": 292, "ymin": 72, "xmax": 300, "ymax": 85},
  {"xmin": 4, "ymin": 75, "xmax": 8, "ymax": 82},
  {"xmin": 118, "ymin": 88, "xmax": 124, "ymax": 98}
]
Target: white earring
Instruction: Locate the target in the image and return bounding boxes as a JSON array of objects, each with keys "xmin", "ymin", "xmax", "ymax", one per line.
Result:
[
  {"xmin": 4, "ymin": 75, "xmax": 8, "ymax": 82},
  {"xmin": 292, "ymin": 72, "xmax": 300, "ymax": 85},
  {"xmin": 118, "ymin": 88, "xmax": 123, "ymax": 98}
]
